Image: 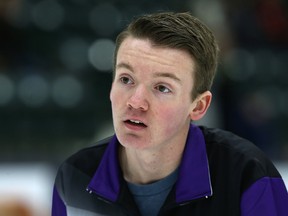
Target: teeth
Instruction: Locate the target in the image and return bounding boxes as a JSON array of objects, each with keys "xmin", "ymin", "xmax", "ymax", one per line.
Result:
[{"xmin": 130, "ymin": 120, "xmax": 142, "ymax": 124}]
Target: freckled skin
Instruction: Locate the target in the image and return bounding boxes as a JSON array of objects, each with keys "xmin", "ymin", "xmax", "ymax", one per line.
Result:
[{"xmin": 110, "ymin": 36, "xmax": 196, "ymax": 152}]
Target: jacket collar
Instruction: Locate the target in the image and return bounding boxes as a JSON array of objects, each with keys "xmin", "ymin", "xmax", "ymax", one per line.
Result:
[
  {"xmin": 87, "ymin": 124, "xmax": 212, "ymax": 203},
  {"xmin": 175, "ymin": 124, "xmax": 213, "ymax": 203},
  {"xmin": 87, "ymin": 135, "xmax": 121, "ymax": 202}
]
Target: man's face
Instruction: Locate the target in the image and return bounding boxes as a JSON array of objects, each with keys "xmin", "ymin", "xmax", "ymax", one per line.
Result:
[{"xmin": 110, "ymin": 36, "xmax": 197, "ymax": 151}]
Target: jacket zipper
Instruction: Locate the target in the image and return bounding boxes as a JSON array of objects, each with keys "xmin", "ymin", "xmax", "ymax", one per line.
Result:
[
  {"xmin": 86, "ymin": 187, "xmax": 135, "ymax": 215},
  {"xmin": 159, "ymin": 195, "xmax": 211, "ymax": 215},
  {"xmin": 86, "ymin": 187, "xmax": 114, "ymax": 205}
]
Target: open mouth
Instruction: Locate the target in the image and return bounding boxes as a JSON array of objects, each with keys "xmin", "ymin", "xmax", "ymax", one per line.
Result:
[{"xmin": 125, "ymin": 119, "xmax": 147, "ymax": 128}]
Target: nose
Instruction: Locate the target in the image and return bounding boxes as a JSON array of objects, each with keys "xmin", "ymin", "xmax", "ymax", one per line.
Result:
[{"xmin": 127, "ymin": 85, "xmax": 149, "ymax": 111}]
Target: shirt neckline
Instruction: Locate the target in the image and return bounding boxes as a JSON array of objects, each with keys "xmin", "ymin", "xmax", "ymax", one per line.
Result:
[{"xmin": 127, "ymin": 168, "xmax": 179, "ymax": 196}]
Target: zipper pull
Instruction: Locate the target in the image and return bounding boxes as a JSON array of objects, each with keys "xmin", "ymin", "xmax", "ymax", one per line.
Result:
[{"xmin": 86, "ymin": 188, "xmax": 93, "ymax": 194}]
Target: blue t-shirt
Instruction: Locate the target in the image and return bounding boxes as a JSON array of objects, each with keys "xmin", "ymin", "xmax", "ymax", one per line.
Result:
[{"xmin": 127, "ymin": 168, "xmax": 178, "ymax": 216}]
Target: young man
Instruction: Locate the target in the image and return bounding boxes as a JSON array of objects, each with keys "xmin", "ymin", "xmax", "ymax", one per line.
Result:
[{"xmin": 52, "ymin": 12, "xmax": 288, "ymax": 216}]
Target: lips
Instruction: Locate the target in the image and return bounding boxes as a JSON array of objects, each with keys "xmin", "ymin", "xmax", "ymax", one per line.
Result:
[{"xmin": 124, "ymin": 119, "xmax": 147, "ymax": 129}]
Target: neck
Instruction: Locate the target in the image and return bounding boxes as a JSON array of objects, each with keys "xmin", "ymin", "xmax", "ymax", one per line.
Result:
[{"xmin": 119, "ymin": 141, "xmax": 185, "ymax": 184}]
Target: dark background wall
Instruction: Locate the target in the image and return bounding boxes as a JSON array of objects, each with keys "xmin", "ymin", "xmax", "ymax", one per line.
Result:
[{"xmin": 1, "ymin": 0, "xmax": 287, "ymax": 163}]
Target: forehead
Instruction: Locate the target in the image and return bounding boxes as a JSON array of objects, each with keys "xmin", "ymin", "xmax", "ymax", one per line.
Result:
[{"xmin": 116, "ymin": 36, "xmax": 195, "ymax": 74}]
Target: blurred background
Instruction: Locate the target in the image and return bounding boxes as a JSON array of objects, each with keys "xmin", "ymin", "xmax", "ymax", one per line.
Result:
[{"xmin": 0, "ymin": 0, "xmax": 287, "ymax": 215}]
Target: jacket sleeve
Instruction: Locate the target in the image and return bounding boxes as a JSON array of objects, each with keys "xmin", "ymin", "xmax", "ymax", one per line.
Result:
[
  {"xmin": 240, "ymin": 176, "xmax": 288, "ymax": 216},
  {"xmin": 52, "ymin": 185, "xmax": 67, "ymax": 216}
]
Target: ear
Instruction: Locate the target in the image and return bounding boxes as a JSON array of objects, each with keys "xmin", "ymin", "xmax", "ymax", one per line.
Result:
[{"xmin": 190, "ymin": 91, "xmax": 212, "ymax": 121}]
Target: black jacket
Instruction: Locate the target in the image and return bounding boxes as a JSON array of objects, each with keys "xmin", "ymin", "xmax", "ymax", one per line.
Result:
[{"xmin": 52, "ymin": 124, "xmax": 288, "ymax": 215}]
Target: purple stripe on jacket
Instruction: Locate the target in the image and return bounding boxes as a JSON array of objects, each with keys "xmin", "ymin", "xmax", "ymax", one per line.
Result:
[
  {"xmin": 52, "ymin": 186, "xmax": 67, "ymax": 216},
  {"xmin": 241, "ymin": 176, "xmax": 288, "ymax": 216}
]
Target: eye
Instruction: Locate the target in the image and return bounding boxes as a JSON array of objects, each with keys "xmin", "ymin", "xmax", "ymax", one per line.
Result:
[
  {"xmin": 156, "ymin": 85, "xmax": 171, "ymax": 93},
  {"xmin": 120, "ymin": 76, "xmax": 133, "ymax": 85}
]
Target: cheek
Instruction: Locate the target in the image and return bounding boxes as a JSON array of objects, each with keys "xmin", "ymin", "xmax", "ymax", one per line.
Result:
[
  {"xmin": 155, "ymin": 105, "xmax": 190, "ymax": 129},
  {"xmin": 110, "ymin": 93, "xmax": 121, "ymax": 118},
  {"xmin": 110, "ymin": 86, "xmax": 121, "ymax": 107}
]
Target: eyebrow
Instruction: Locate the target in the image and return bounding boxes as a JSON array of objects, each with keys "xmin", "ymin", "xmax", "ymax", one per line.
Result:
[
  {"xmin": 153, "ymin": 72, "xmax": 181, "ymax": 84},
  {"xmin": 116, "ymin": 62, "xmax": 182, "ymax": 84},
  {"xmin": 116, "ymin": 63, "xmax": 134, "ymax": 72}
]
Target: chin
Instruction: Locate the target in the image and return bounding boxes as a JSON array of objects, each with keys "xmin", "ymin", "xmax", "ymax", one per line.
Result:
[{"xmin": 118, "ymin": 134, "xmax": 149, "ymax": 150}]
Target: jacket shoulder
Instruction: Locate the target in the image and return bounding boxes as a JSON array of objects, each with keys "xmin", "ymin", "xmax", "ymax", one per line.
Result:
[
  {"xmin": 199, "ymin": 126, "xmax": 281, "ymax": 190},
  {"xmin": 60, "ymin": 136, "xmax": 113, "ymax": 178},
  {"xmin": 200, "ymin": 126, "xmax": 268, "ymax": 160}
]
